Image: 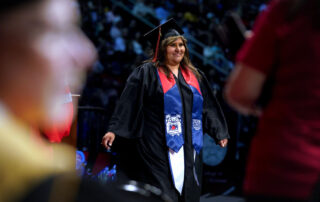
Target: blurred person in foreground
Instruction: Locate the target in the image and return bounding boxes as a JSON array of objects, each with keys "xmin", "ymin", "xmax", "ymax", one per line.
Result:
[
  {"xmin": 102, "ymin": 19, "xmax": 229, "ymax": 202},
  {"xmin": 0, "ymin": 0, "xmax": 96, "ymax": 201},
  {"xmin": 225, "ymin": 0, "xmax": 320, "ymax": 201}
]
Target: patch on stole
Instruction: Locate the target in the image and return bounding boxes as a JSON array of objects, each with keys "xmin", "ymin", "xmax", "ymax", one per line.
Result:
[
  {"xmin": 192, "ymin": 119, "xmax": 201, "ymax": 131},
  {"xmin": 166, "ymin": 114, "xmax": 182, "ymax": 136}
]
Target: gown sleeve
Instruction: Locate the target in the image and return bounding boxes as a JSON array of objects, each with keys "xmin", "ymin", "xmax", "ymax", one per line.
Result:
[
  {"xmin": 199, "ymin": 71, "xmax": 230, "ymax": 143},
  {"xmin": 108, "ymin": 66, "xmax": 145, "ymax": 139}
]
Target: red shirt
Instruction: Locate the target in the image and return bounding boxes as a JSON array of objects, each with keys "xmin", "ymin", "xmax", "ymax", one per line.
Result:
[{"xmin": 237, "ymin": 0, "xmax": 320, "ymax": 199}]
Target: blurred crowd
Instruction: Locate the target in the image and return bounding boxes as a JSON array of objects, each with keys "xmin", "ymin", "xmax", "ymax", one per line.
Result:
[
  {"xmin": 78, "ymin": 0, "xmax": 268, "ymax": 78},
  {"xmin": 76, "ymin": 0, "xmax": 270, "ymax": 113}
]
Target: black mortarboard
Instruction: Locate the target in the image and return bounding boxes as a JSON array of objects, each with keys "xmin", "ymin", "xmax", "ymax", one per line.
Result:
[{"xmin": 144, "ymin": 18, "xmax": 184, "ymax": 62}]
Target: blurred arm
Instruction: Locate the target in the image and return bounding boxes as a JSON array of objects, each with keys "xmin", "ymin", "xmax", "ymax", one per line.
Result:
[{"xmin": 224, "ymin": 63, "xmax": 266, "ymax": 116}]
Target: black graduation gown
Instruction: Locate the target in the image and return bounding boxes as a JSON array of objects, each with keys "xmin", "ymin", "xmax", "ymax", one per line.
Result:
[{"xmin": 109, "ymin": 62, "xmax": 229, "ymax": 202}]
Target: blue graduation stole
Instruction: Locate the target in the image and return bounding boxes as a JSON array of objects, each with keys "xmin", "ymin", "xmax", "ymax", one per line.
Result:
[{"xmin": 157, "ymin": 66, "xmax": 203, "ymax": 154}]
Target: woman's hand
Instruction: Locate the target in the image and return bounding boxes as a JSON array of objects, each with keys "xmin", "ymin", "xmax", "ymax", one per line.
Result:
[
  {"xmin": 218, "ymin": 138, "xmax": 228, "ymax": 148},
  {"xmin": 102, "ymin": 132, "xmax": 115, "ymax": 150}
]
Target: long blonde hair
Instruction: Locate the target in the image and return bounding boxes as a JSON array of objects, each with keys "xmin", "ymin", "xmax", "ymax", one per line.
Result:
[{"xmin": 148, "ymin": 36, "xmax": 201, "ymax": 80}]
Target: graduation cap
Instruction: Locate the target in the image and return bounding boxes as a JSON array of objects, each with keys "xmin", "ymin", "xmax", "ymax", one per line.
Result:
[{"xmin": 144, "ymin": 18, "xmax": 184, "ymax": 62}]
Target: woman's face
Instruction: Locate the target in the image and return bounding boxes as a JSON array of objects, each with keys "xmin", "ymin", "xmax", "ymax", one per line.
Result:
[
  {"xmin": 165, "ymin": 37, "xmax": 185, "ymax": 66},
  {"xmin": 0, "ymin": 0, "xmax": 96, "ymax": 127}
]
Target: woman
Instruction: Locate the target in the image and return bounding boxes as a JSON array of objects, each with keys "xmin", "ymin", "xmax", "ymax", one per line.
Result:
[
  {"xmin": 102, "ymin": 19, "xmax": 229, "ymax": 202},
  {"xmin": 225, "ymin": 0, "xmax": 320, "ymax": 201}
]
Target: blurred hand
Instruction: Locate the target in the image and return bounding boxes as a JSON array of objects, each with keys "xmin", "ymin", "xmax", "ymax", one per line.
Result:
[
  {"xmin": 218, "ymin": 138, "xmax": 228, "ymax": 148},
  {"xmin": 244, "ymin": 30, "xmax": 253, "ymax": 39},
  {"xmin": 102, "ymin": 132, "xmax": 115, "ymax": 150}
]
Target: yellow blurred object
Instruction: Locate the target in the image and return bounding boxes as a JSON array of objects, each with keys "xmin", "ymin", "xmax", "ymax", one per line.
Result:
[
  {"xmin": 183, "ymin": 12, "xmax": 198, "ymax": 22},
  {"xmin": 0, "ymin": 103, "xmax": 75, "ymax": 202}
]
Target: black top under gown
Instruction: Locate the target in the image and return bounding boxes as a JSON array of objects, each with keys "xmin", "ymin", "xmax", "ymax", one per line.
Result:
[{"xmin": 108, "ymin": 62, "xmax": 229, "ymax": 202}]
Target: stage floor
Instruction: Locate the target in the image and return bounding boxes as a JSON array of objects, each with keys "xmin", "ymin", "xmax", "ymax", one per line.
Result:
[{"xmin": 200, "ymin": 194, "xmax": 245, "ymax": 202}]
